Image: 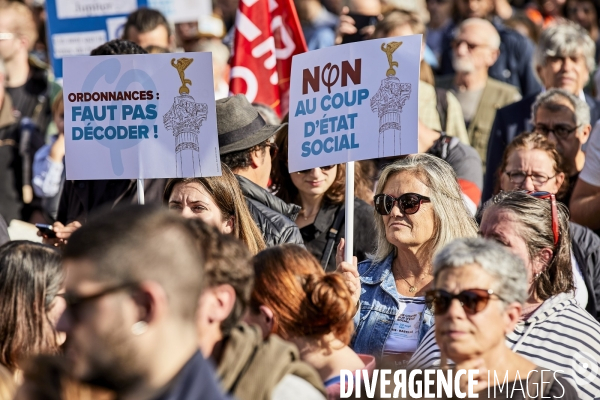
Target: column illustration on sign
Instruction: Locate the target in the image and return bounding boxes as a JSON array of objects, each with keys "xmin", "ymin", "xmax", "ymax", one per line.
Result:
[
  {"xmin": 163, "ymin": 58, "xmax": 208, "ymax": 177},
  {"xmin": 370, "ymin": 42, "xmax": 412, "ymax": 158}
]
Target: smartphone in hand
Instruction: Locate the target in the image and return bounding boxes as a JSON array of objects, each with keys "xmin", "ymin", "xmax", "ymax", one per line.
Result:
[{"xmin": 36, "ymin": 223, "xmax": 57, "ymax": 239}]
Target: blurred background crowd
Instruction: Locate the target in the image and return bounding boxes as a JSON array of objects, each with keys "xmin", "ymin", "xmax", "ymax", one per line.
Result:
[{"xmin": 1, "ymin": 0, "xmax": 600, "ymax": 399}]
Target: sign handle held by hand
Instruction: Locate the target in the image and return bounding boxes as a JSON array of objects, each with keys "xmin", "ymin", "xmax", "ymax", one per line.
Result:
[
  {"xmin": 345, "ymin": 161, "xmax": 354, "ymax": 263},
  {"xmin": 137, "ymin": 178, "xmax": 145, "ymax": 205}
]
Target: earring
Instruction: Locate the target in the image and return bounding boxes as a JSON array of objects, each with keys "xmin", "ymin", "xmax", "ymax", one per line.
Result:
[
  {"xmin": 131, "ymin": 321, "xmax": 148, "ymax": 336},
  {"xmin": 534, "ymin": 272, "xmax": 541, "ymax": 280}
]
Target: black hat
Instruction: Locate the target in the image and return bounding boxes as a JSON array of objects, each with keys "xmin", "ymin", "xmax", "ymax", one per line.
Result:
[{"xmin": 217, "ymin": 94, "xmax": 285, "ymax": 155}]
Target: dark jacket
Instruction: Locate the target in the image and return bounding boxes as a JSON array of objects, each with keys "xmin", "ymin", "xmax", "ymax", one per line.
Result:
[
  {"xmin": 439, "ymin": 18, "xmax": 542, "ymax": 98},
  {"xmin": 153, "ymin": 351, "xmax": 229, "ymax": 400},
  {"xmin": 57, "ymin": 179, "xmax": 167, "ymax": 224},
  {"xmin": 301, "ymin": 198, "xmax": 376, "ymax": 271},
  {"xmin": 236, "ymin": 175, "xmax": 304, "ymax": 247},
  {"xmin": 7, "ymin": 57, "xmax": 61, "ymax": 137},
  {"xmin": 570, "ymin": 222, "xmax": 600, "ymax": 322},
  {"xmin": 0, "ymin": 215, "xmax": 9, "ymax": 246},
  {"xmin": 0, "ymin": 95, "xmax": 44, "ymax": 223},
  {"xmin": 482, "ymin": 93, "xmax": 600, "ymax": 203}
]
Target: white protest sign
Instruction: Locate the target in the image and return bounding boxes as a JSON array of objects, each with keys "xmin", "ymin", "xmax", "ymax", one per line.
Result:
[
  {"xmin": 288, "ymin": 35, "xmax": 421, "ymax": 172},
  {"xmin": 63, "ymin": 52, "xmax": 221, "ymax": 180}
]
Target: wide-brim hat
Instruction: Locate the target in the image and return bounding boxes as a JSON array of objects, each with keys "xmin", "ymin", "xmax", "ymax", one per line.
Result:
[{"xmin": 217, "ymin": 94, "xmax": 285, "ymax": 155}]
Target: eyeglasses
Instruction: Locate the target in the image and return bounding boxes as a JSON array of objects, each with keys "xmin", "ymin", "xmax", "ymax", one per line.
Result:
[
  {"xmin": 534, "ymin": 124, "xmax": 580, "ymax": 139},
  {"xmin": 265, "ymin": 142, "xmax": 278, "ymax": 158},
  {"xmin": 58, "ymin": 282, "xmax": 137, "ymax": 323},
  {"xmin": 526, "ymin": 191, "xmax": 560, "ymax": 247},
  {"xmin": 451, "ymin": 39, "xmax": 487, "ymax": 52},
  {"xmin": 426, "ymin": 289, "xmax": 505, "ymax": 316},
  {"xmin": 374, "ymin": 193, "xmax": 431, "ymax": 216},
  {"xmin": 505, "ymin": 170, "xmax": 556, "ymax": 185},
  {"xmin": 296, "ymin": 165, "xmax": 336, "ymax": 174},
  {"xmin": 0, "ymin": 33, "xmax": 15, "ymax": 41}
]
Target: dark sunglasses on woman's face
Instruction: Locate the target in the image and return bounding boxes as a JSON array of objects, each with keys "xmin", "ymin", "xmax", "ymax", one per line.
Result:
[
  {"xmin": 374, "ymin": 193, "xmax": 431, "ymax": 216},
  {"xmin": 296, "ymin": 165, "xmax": 336, "ymax": 174},
  {"xmin": 426, "ymin": 289, "xmax": 505, "ymax": 316}
]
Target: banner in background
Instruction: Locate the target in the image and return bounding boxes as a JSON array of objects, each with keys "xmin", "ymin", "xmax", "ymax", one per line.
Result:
[
  {"xmin": 63, "ymin": 52, "xmax": 220, "ymax": 180},
  {"xmin": 287, "ymin": 35, "xmax": 422, "ymax": 172},
  {"xmin": 46, "ymin": 0, "xmax": 212, "ymax": 79},
  {"xmin": 229, "ymin": 0, "xmax": 307, "ymax": 116}
]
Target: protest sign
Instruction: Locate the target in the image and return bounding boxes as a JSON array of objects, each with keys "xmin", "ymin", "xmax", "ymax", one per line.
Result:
[
  {"xmin": 288, "ymin": 35, "xmax": 421, "ymax": 261},
  {"xmin": 45, "ymin": 0, "xmax": 144, "ymax": 79},
  {"xmin": 63, "ymin": 52, "xmax": 221, "ymax": 180},
  {"xmin": 288, "ymin": 35, "xmax": 421, "ymax": 172},
  {"xmin": 46, "ymin": 0, "xmax": 212, "ymax": 79}
]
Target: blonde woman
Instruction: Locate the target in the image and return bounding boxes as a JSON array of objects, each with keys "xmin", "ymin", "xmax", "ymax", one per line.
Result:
[{"xmin": 337, "ymin": 153, "xmax": 478, "ymax": 365}]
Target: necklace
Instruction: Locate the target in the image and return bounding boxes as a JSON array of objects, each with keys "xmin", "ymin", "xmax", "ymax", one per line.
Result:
[{"xmin": 395, "ymin": 271, "xmax": 418, "ymax": 293}]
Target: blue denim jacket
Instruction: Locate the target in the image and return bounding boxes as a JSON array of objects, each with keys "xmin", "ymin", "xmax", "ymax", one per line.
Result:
[{"xmin": 350, "ymin": 252, "xmax": 435, "ymax": 358}]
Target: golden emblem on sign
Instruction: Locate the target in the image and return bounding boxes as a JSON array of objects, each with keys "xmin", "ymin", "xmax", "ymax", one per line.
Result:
[
  {"xmin": 171, "ymin": 57, "xmax": 194, "ymax": 95},
  {"xmin": 380, "ymin": 42, "xmax": 403, "ymax": 77}
]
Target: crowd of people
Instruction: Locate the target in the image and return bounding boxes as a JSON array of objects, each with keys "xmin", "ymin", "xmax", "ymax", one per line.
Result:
[{"xmin": 2, "ymin": 0, "xmax": 600, "ymax": 399}]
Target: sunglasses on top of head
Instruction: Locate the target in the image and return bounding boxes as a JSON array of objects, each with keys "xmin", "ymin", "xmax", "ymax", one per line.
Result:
[
  {"xmin": 374, "ymin": 193, "xmax": 431, "ymax": 216},
  {"xmin": 426, "ymin": 288, "xmax": 505, "ymax": 316}
]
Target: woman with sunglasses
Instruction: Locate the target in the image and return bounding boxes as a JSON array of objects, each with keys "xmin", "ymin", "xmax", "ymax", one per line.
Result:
[
  {"xmin": 411, "ymin": 191, "xmax": 600, "ymax": 400},
  {"xmin": 272, "ymin": 127, "xmax": 376, "ymax": 270},
  {"xmin": 427, "ymin": 237, "xmax": 578, "ymax": 398},
  {"xmin": 497, "ymin": 131, "xmax": 600, "ymax": 321},
  {"xmin": 164, "ymin": 164, "xmax": 266, "ymax": 255},
  {"xmin": 0, "ymin": 241, "xmax": 65, "ymax": 377},
  {"xmin": 338, "ymin": 154, "xmax": 478, "ymax": 365}
]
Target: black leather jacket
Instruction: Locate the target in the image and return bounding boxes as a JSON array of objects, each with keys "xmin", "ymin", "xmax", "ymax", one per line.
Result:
[{"xmin": 236, "ymin": 175, "xmax": 304, "ymax": 247}]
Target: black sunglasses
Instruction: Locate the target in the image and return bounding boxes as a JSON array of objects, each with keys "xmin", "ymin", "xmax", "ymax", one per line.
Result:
[
  {"xmin": 58, "ymin": 282, "xmax": 137, "ymax": 323},
  {"xmin": 374, "ymin": 193, "xmax": 431, "ymax": 216},
  {"xmin": 296, "ymin": 165, "xmax": 336, "ymax": 174},
  {"xmin": 426, "ymin": 289, "xmax": 505, "ymax": 316}
]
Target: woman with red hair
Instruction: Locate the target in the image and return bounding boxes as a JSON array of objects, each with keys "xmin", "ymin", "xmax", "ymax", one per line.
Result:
[{"xmin": 246, "ymin": 245, "xmax": 375, "ymax": 399}]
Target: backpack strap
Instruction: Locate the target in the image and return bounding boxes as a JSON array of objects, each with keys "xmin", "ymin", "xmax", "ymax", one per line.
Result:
[
  {"xmin": 435, "ymin": 88, "xmax": 449, "ymax": 132},
  {"xmin": 321, "ymin": 205, "xmax": 345, "ymax": 271}
]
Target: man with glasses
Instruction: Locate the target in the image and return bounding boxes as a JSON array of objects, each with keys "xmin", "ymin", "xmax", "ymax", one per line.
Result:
[
  {"xmin": 217, "ymin": 95, "xmax": 303, "ymax": 247},
  {"xmin": 531, "ymin": 89, "xmax": 592, "ymax": 206},
  {"xmin": 57, "ymin": 205, "xmax": 229, "ymax": 400},
  {"xmin": 436, "ymin": 18, "xmax": 521, "ymax": 172},
  {"xmin": 483, "ymin": 21, "xmax": 600, "ymax": 203}
]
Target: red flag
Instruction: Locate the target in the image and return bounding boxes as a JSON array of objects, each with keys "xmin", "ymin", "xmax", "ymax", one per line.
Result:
[{"xmin": 229, "ymin": 0, "xmax": 307, "ymax": 116}]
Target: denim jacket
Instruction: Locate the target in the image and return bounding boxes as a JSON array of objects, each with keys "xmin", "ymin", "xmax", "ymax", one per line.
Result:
[{"xmin": 350, "ymin": 252, "xmax": 435, "ymax": 358}]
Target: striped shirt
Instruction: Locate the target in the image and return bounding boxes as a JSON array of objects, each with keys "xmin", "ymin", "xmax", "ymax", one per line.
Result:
[{"xmin": 409, "ymin": 293, "xmax": 600, "ymax": 400}]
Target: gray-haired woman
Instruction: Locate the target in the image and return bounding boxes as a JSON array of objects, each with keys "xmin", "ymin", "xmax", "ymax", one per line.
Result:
[
  {"xmin": 411, "ymin": 191, "xmax": 600, "ymax": 400},
  {"xmin": 429, "ymin": 237, "xmax": 578, "ymax": 399},
  {"xmin": 337, "ymin": 153, "xmax": 478, "ymax": 366}
]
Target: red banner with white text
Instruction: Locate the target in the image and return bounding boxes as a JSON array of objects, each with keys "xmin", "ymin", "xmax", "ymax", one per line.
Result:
[{"xmin": 229, "ymin": 0, "xmax": 307, "ymax": 117}]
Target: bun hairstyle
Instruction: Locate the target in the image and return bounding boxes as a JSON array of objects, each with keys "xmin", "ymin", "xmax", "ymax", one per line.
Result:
[{"xmin": 250, "ymin": 244, "xmax": 356, "ymax": 345}]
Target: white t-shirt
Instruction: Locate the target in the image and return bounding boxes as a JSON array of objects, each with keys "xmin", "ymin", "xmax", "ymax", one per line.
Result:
[
  {"xmin": 382, "ymin": 296, "xmax": 426, "ymax": 367},
  {"xmin": 579, "ymin": 120, "xmax": 600, "ymax": 186}
]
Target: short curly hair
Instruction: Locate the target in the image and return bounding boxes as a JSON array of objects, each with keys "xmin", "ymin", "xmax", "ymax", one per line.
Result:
[
  {"xmin": 90, "ymin": 39, "xmax": 147, "ymax": 56},
  {"xmin": 220, "ymin": 139, "xmax": 270, "ymax": 171}
]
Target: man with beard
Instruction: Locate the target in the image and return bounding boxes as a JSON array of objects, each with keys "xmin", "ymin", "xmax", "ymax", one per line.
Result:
[
  {"xmin": 57, "ymin": 206, "xmax": 228, "ymax": 400},
  {"xmin": 437, "ymin": 18, "xmax": 521, "ymax": 173}
]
